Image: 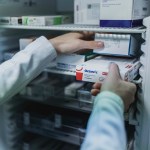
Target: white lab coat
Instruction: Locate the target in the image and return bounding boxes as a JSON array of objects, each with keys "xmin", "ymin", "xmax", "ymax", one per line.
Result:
[{"xmin": 0, "ymin": 36, "xmax": 57, "ymax": 104}]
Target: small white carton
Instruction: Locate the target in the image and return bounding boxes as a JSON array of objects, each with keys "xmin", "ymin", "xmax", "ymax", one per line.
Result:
[
  {"xmin": 94, "ymin": 33, "xmax": 139, "ymax": 57},
  {"xmin": 56, "ymin": 54, "xmax": 86, "ymax": 71},
  {"xmin": 74, "ymin": 0, "xmax": 100, "ymax": 25},
  {"xmin": 100, "ymin": 0, "xmax": 150, "ymax": 27},
  {"xmin": 76, "ymin": 56, "xmax": 141, "ymax": 83},
  {"xmin": 56, "ymin": 53, "xmax": 97, "ymax": 71},
  {"xmin": 64, "ymin": 82, "xmax": 84, "ymax": 97}
]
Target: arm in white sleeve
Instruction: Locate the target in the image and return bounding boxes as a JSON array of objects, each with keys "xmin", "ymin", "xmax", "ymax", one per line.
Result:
[
  {"xmin": 81, "ymin": 91, "xmax": 126, "ymax": 150},
  {"xmin": 0, "ymin": 36, "xmax": 57, "ymax": 104}
]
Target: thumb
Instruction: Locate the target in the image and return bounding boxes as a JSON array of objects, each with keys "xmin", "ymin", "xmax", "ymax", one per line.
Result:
[
  {"xmin": 107, "ymin": 63, "xmax": 121, "ymax": 81},
  {"xmin": 80, "ymin": 40, "xmax": 104, "ymax": 50}
]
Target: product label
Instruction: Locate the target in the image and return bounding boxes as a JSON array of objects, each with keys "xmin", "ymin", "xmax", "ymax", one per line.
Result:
[
  {"xmin": 94, "ymin": 38, "xmax": 129, "ymax": 56},
  {"xmin": 87, "ymin": 3, "xmax": 100, "ymax": 20},
  {"xmin": 76, "ymin": 66, "xmax": 107, "ymax": 83},
  {"xmin": 101, "ymin": 0, "xmax": 133, "ymax": 20},
  {"xmin": 133, "ymin": 0, "xmax": 150, "ymax": 19}
]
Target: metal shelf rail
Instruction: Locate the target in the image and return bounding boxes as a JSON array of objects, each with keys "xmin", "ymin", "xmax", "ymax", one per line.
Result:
[{"xmin": 0, "ymin": 24, "xmax": 146, "ymax": 33}]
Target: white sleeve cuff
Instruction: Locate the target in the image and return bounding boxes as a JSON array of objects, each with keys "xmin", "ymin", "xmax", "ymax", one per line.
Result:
[
  {"xmin": 94, "ymin": 91, "xmax": 124, "ymax": 110},
  {"xmin": 24, "ymin": 36, "xmax": 57, "ymax": 61}
]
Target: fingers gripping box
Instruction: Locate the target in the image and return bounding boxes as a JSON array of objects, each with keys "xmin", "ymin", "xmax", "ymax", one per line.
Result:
[
  {"xmin": 94, "ymin": 33, "xmax": 139, "ymax": 57},
  {"xmin": 76, "ymin": 56, "xmax": 141, "ymax": 83}
]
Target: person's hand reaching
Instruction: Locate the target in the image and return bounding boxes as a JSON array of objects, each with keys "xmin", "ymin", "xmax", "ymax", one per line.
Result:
[{"xmin": 49, "ymin": 32, "xmax": 104, "ymax": 54}]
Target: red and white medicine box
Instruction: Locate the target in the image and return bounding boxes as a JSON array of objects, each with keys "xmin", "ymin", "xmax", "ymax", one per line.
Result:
[{"xmin": 76, "ymin": 56, "xmax": 141, "ymax": 83}]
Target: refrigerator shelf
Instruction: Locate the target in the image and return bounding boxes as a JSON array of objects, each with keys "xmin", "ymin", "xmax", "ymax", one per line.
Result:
[
  {"xmin": 0, "ymin": 24, "xmax": 146, "ymax": 33},
  {"xmin": 18, "ymin": 95, "xmax": 93, "ymax": 113},
  {"xmin": 45, "ymin": 67, "xmax": 76, "ymax": 76}
]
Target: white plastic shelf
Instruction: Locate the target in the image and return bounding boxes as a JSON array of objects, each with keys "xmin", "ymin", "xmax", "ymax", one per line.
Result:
[
  {"xmin": 0, "ymin": 24, "xmax": 146, "ymax": 33},
  {"xmin": 45, "ymin": 66, "xmax": 76, "ymax": 76}
]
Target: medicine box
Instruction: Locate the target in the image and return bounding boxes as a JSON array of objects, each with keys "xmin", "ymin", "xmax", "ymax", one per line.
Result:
[
  {"xmin": 94, "ymin": 33, "xmax": 139, "ymax": 57},
  {"xmin": 20, "ymin": 76, "xmax": 61, "ymax": 98},
  {"xmin": 100, "ymin": 0, "xmax": 150, "ymax": 27},
  {"xmin": 56, "ymin": 52, "xmax": 97, "ymax": 71},
  {"xmin": 19, "ymin": 37, "xmax": 35, "ymax": 50},
  {"xmin": 61, "ymin": 14, "xmax": 73, "ymax": 24},
  {"xmin": 74, "ymin": 0, "xmax": 100, "ymax": 25},
  {"xmin": 76, "ymin": 56, "xmax": 141, "ymax": 83},
  {"xmin": 77, "ymin": 83, "xmax": 94, "ymax": 102},
  {"xmin": 64, "ymin": 82, "xmax": 84, "ymax": 97},
  {"xmin": 0, "ymin": 17, "xmax": 11, "ymax": 25},
  {"xmin": 22, "ymin": 15, "xmax": 72, "ymax": 26},
  {"xmin": 11, "ymin": 17, "xmax": 22, "ymax": 25}
]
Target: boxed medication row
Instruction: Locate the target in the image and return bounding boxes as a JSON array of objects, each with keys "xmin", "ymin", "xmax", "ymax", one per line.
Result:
[
  {"xmin": 22, "ymin": 135, "xmax": 61, "ymax": 150},
  {"xmin": 76, "ymin": 56, "xmax": 141, "ymax": 83},
  {"xmin": 0, "ymin": 17, "xmax": 23, "ymax": 25},
  {"xmin": 94, "ymin": 33, "xmax": 139, "ymax": 57},
  {"xmin": 20, "ymin": 111, "xmax": 86, "ymax": 142},
  {"xmin": 0, "ymin": 15, "xmax": 73, "ymax": 26},
  {"xmin": 74, "ymin": 0, "xmax": 150, "ymax": 27},
  {"xmin": 20, "ymin": 102, "xmax": 89, "ymax": 129},
  {"xmin": 22, "ymin": 15, "xmax": 73, "ymax": 26}
]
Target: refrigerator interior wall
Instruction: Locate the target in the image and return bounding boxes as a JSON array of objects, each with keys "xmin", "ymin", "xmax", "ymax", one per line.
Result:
[{"xmin": 135, "ymin": 17, "xmax": 150, "ymax": 150}]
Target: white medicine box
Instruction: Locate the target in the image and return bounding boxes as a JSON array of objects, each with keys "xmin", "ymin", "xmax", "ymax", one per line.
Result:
[
  {"xmin": 93, "ymin": 33, "xmax": 139, "ymax": 57},
  {"xmin": 56, "ymin": 52, "xmax": 97, "ymax": 71},
  {"xmin": 74, "ymin": 0, "xmax": 100, "ymax": 25},
  {"xmin": 76, "ymin": 56, "xmax": 141, "ymax": 83},
  {"xmin": 19, "ymin": 38, "xmax": 35, "ymax": 50},
  {"xmin": 100, "ymin": 0, "xmax": 150, "ymax": 27}
]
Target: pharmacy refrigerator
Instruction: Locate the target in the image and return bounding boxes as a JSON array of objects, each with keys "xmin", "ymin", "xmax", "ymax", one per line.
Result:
[{"xmin": 0, "ymin": 0, "xmax": 150, "ymax": 150}]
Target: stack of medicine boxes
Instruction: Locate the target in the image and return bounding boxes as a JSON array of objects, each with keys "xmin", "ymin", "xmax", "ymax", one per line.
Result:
[
  {"xmin": 74, "ymin": 0, "xmax": 148, "ymax": 83},
  {"xmin": 18, "ymin": 0, "xmax": 148, "ymax": 83}
]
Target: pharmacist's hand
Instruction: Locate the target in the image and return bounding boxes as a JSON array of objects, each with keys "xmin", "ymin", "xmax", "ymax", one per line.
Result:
[
  {"xmin": 91, "ymin": 63, "xmax": 137, "ymax": 111},
  {"xmin": 49, "ymin": 32, "xmax": 104, "ymax": 54}
]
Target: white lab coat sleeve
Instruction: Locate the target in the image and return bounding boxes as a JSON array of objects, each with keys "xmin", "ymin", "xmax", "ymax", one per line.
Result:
[
  {"xmin": 81, "ymin": 91, "xmax": 126, "ymax": 150},
  {"xmin": 0, "ymin": 36, "xmax": 57, "ymax": 104}
]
